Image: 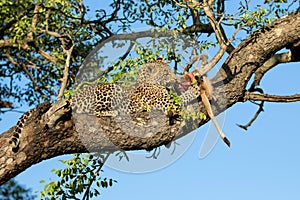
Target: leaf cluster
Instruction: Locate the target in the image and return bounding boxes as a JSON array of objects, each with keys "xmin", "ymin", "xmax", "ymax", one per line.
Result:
[{"xmin": 40, "ymin": 153, "xmax": 116, "ymax": 200}]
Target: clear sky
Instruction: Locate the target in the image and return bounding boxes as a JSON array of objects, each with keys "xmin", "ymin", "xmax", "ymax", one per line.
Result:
[{"xmin": 1, "ymin": 1, "xmax": 300, "ymax": 200}]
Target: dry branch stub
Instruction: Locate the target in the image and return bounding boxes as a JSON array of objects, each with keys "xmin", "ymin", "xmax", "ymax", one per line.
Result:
[{"xmin": 72, "ymin": 29, "xmax": 230, "ymax": 173}]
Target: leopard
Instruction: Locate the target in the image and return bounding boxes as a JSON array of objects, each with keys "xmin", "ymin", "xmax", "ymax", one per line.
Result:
[
  {"xmin": 71, "ymin": 82, "xmax": 175, "ymax": 118},
  {"xmin": 9, "ymin": 60, "xmax": 204, "ymax": 151},
  {"xmin": 72, "ymin": 59, "xmax": 181, "ymax": 118}
]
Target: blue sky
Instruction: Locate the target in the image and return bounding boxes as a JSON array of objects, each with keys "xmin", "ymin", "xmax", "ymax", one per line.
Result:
[{"xmin": 1, "ymin": 1, "xmax": 300, "ymax": 200}]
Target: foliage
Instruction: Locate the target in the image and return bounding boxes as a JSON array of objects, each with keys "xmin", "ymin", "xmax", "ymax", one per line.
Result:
[
  {"xmin": 168, "ymin": 89, "xmax": 182, "ymax": 111},
  {"xmin": 0, "ymin": 179, "xmax": 36, "ymax": 200},
  {"xmin": 40, "ymin": 153, "xmax": 116, "ymax": 200}
]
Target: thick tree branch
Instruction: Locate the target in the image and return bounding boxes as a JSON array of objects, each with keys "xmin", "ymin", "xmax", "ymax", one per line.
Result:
[{"xmin": 216, "ymin": 9, "xmax": 300, "ymax": 107}]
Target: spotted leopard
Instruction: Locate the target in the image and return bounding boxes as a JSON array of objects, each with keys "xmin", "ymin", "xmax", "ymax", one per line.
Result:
[
  {"xmin": 8, "ymin": 61, "xmax": 203, "ymax": 152},
  {"xmin": 71, "ymin": 82, "xmax": 175, "ymax": 117}
]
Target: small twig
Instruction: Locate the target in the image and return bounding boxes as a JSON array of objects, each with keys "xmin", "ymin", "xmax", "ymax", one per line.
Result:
[
  {"xmin": 5, "ymin": 52, "xmax": 46, "ymax": 97},
  {"xmin": 237, "ymin": 101, "xmax": 264, "ymax": 130},
  {"xmin": 237, "ymin": 88, "xmax": 265, "ymax": 130},
  {"xmin": 146, "ymin": 147, "xmax": 161, "ymax": 159},
  {"xmin": 37, "ymin": 47, "xmax": 60, "ymax": 64},
  {"xmin": 171, "ymin": 141, "xmax": 180, "ymax": 155}
]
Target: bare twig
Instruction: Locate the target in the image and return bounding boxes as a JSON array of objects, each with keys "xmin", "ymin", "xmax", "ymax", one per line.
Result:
[
  {"xmin": 5, "ymin": 52, "xmax": 45, "ymax": 97},
  {"xmin": 246, "ymin": 93, "xmax": 300, "ymax": 103},
  {"xmin": 237, "ymin": 101, "xmax": 264, "ymax": 130},
  {"xmin": 237, "ymin": 88, "xmax": 265, "ymax": 130},
  {"xmin": 37, "ymin": 47, "xmax": 60, "ymax": 64}
]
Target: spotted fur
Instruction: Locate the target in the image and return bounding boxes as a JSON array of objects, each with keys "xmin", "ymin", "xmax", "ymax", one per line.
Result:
[{"xmin": 71, "ymin": 82, "xmax": 174, "ymax": 117}]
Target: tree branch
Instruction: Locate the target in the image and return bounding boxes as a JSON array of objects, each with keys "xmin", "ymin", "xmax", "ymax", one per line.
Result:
[
  {"xmin": 27, "ymin": 4, "xmax": 39, "ymax": 40},
  {"xmin": 251, "ymin": 51, "xmax": 300, "ymax": 89},
  {"xmin": 196, "ymin": 0, "xmax": 238, "ymax": 75},
  {"xmin": 5, "ymin": 52, "xmax": 45, "ymax": 97},
  {"xmin": 58, "ymin": 42, "xmax": 75, "ymax": 100},
  {"xmin": 0, "ymin": 39, "xmax": 31, "ymax": 49},
  {"xmin": 237, "ymin": 88, "xmax": 265, "ymax": 130},
  {"xmin": 245, "ymin": 92, "xmax": 300, "ymax": 103}
]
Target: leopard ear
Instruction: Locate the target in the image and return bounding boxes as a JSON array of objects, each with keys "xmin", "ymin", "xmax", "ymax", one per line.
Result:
[{"xmin": 156, "ymin": 55, "xmax": 164, "ymax": 61}]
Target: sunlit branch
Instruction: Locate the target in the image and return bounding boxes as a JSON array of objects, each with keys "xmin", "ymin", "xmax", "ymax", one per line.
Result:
[
  {"xmin": 58, "ymin": 41, "xmax": 75, "ymax": 100},
  {"xmin": 245, "ymin": 92, "xmax": 300, "ymax": 103},
  {"xmin": 251, "ymin": 51, "xmax": 300, "ymax": 89},
  {"xmin": 0, "ymin": 39, "xmax": 31, "ymax": 49}
]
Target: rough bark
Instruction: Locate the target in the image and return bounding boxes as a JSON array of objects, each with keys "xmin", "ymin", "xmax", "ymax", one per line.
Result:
[{"xmin": 0, "ymin": 10, "xmax": 300, "ymax": 185}]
